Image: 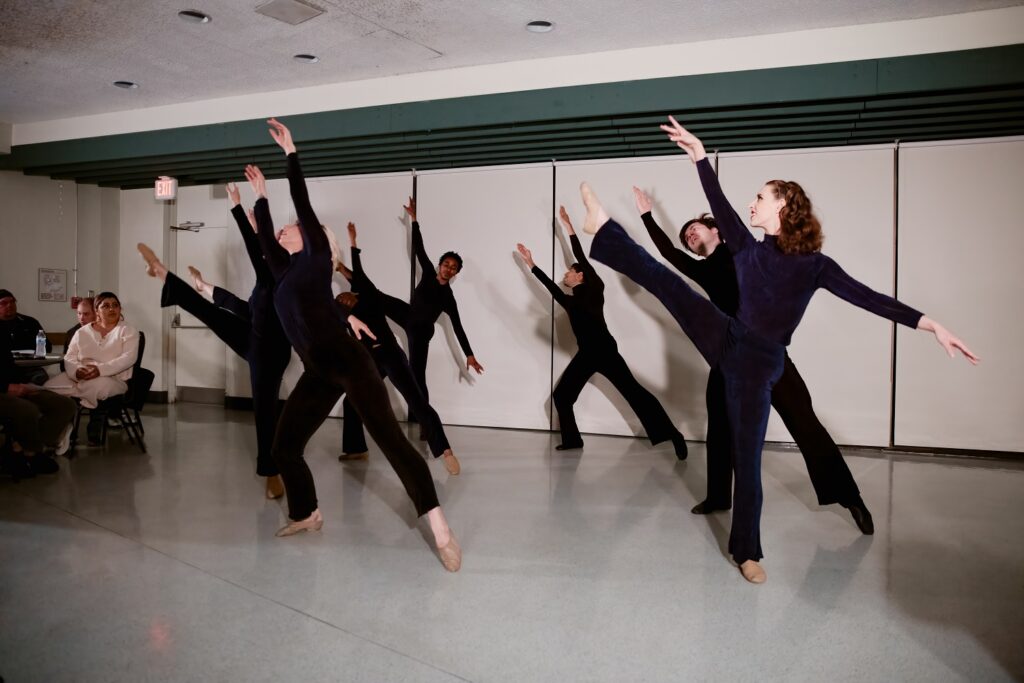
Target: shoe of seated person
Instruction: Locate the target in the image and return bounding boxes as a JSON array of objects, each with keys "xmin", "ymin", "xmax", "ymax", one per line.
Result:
[{"xmin": 29, "ymin": 454, "xmax": 59, "ymax": 475}]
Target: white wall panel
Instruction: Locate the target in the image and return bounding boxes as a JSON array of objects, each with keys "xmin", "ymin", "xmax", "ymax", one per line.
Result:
[
  {"xmin": 416, "ymin": 164, "xmax": 554, "ymax": 430},
  {"xmin": 717, "ymin": 147, "xmax": 896, "ymax": 446},
  {"xmin": 554, "ymin": 157, "xmax": 708, "ymax": 439},
  {"xmin": 895, "ymin": 138, "xmax": 1024, "ymax": 452}
]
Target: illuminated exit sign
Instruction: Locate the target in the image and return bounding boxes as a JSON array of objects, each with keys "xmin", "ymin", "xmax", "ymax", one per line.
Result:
[{"xmin": 155, "ymin": 176, "xmax": 178, "ymax": 200}]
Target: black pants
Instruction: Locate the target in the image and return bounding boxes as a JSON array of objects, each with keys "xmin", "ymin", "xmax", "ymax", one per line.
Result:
[
  {"xmin": 553, "ymin": 346, "xmax": 682, "ymax": 448},
  {"xmin": 406, "ymin": 324, "xmax": 433, "ymax": 409},
  {"xmin": 342, "ymin": 342, "xmax": 451, "ymax": 457},
  {"xmin": 703, "ymin": 354, "xmax": 861, "ymax": 509},
  {"xmin": 162, "ymin": 274, "xmax": 290, "ymax": 476},
  {"xmin": 273, "ymin": 334, "xmax": 440, "ymax": 521},
  {"xmin": 592, "ymin": 220, "xmax": 785, "ymax": 564}
]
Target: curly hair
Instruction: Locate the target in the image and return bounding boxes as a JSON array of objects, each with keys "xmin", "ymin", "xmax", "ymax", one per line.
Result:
[
  {"xmin": 438, "ymin": 251, "xmax": 463, "ymax": 272},
  {"xmin": 767, "ymin": 180, "xmax": 824, "ymax": 255}
]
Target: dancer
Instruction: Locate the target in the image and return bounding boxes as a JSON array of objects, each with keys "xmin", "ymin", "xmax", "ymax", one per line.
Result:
[
  {"xmin": 515, "ymin": 206, "xmax": 688, "ymax": 457},
  {"xmin": 633, "ymin": 188, "xmax": 873, "ymax": 533},
  {"xmin": 137, "ymin": 181, "xmax": 291, "ymax": 500},
  {"xmin": 249, "ymin": 118, "xmax": 460, "ymax": 571},
  {"xmin": 580, "ymin": 115, "xmax": 976, "ymax": 583},
  {"xmin": 400, "ymin": 197, "xmax": 483, "ymax": 413},
  {"xmin": 334, "ymin": 221, "xmax": 462, "ymax": 475}
]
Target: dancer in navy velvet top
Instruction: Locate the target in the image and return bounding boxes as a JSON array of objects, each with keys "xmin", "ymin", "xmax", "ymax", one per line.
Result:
[
  {"xmin": 580, "ymin": 115, "xmax": 977, "ymax": 584},
  {"xmin": 245, "ymin": 118, "xmax": 461, "ymax": 571}
]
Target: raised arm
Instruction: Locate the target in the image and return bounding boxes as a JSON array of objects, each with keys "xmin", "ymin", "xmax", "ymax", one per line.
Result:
[
  {"xmin": 560, "ymin": 205, "xmax": 602, "ymax": 292},
  {"xmin": 226, "ymin": 182, "xmax": 272, "ymax": 284},
  {"xmin": 405, "ymin": 197, "xmax": 434, "ymax": 273},
  {"xmin": 633, "ymin": 186, "xmax": 704, "ymax": 278},
  {"xmin": 267, "ymin": 118, "xmax": 328, "ymax": 257},
  {"xmin": 517, "ymin": 243, "xmax": 569, "ymax": 308},
  {"xmin": 661, "ymin": 116, "xmax": 752, "ymax": 254},
  {"xmin": 245, "ymin": 165, "xmax": 290, "ymax": 278}
]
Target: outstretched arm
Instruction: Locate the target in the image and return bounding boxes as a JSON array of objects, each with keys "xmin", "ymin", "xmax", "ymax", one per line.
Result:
[
  {"xmin": 560, "ymin": 205, "xmax": 603, "ymax": 292},
  {"xmin": 633, "ymin": 185, "xmax": 705, "ymax": 279},
  {"xmin": 245, "ymin": 164, "xmax": 290, "ymax": 277},
  {"xmin": 661, "ymin": 116, "xmax": 752, "ymax": 254},
  {"xmin": 405, "ymin": 197, "xmax": 434, "ymax": 274},
  {"xmin": 443, "ymin": 297, "xmax": 482, "ymax": 373},
  {"xmin": 227, "ymin": 182, "xmax": 273, "ymax": 284},
  {"xmin": 517, "ymin": 243, "xmax": 569, "ymax": 308},
  {"xmin": 267, "ymin": 118, "xmax": 328, "ymax": 257}
]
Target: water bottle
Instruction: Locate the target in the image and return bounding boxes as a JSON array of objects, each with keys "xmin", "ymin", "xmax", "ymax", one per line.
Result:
[{"xmin": 35, "ymin": 330, "xmax": 47, "ymax": 358}]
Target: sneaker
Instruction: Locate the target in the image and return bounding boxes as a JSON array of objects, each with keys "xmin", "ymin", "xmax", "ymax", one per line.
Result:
[{"xmin": 54, "ymin": 422, "xmax": 74, "ymax": 457}]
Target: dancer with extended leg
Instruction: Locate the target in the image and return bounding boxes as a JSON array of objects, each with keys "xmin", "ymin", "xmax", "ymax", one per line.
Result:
[
  {"xmin": 334, "ymin": 221, "xmax": 462, "ymax": 475},
  {"xmin": 138, "ymin": 182, "xmax": 291, "ymax": 499},
  {"xmin": 579, "ymin": 116, "xmax": 976, "ymax": 583},
  {"xmin": 401, "ymin": 198, "xmax": 483, "ymax": 420},
  {"xmin": 251, "ymin": 118, "xmax": 459, "ymax": 571},
  {"xmin": 515, "ymin": 206, "xmax": 688, "ymax": 457},
  {"xmin": 633, "ymin": 188, "xmax": 872, "ymax": 532}
]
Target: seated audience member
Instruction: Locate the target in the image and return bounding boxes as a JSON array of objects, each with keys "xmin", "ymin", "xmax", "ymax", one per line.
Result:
[
  {"xmin": 61, "ymin": 297, "xmax": 96, "ymax": 372},
  {"xmin": 0, "ymin": 326, "xmax": 75, "ymax": 475},
  {"xmin": 0, "ymin": 288, "xmax": 52, "ymax": 384},
  {"xmin": 44, "ymin": 292, "xmax": 139, "ymax": 444}
]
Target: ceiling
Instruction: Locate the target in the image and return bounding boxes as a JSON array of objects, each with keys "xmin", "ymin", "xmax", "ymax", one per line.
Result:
[{"xmin": 1, "ymin": 0, "xmax": 1022, "ymax": 124}]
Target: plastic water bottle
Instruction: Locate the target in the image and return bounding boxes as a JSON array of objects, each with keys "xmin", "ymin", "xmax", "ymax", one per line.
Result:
[{"xmin": 35, "ymin": 330, "xmax": 47, "ymax": 358}]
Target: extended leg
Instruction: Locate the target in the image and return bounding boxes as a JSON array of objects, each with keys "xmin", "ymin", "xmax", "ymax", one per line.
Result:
[
  {"xmin": 598, "ymin": 350, "xmax": 687, "ymax": 458},
  {"xmin": 552, "ymin": 352, "xmax": 596, "ymax": 449}
]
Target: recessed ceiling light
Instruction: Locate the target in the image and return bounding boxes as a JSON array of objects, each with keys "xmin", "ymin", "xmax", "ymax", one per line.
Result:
[
  {"xmin": 178, "ymin": 10, "xmax": 212, "ymax": 24},
  {"xmin": 293, "ymin": 53, "xmax": 320, "ymax": 64},
  {"xmin": 113, "ymin": 80, "xmax": 139, "ymax": 89},
  {"xmin": 526, "ymin": 20, "xmax": 554, "ymax": 33}
]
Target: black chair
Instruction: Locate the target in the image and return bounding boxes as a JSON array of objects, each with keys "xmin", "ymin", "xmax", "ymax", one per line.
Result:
[{"xmin": 72, "ymin": 331, "xmax": 152, "ymax": 453}]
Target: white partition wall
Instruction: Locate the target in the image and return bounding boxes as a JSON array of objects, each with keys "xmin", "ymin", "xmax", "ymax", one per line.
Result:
[
  {"xmin": 717, "ymin": 147, "xmax": 896, "ymax": 446},
  {"xmin": 553, "ymin": 157, "xmax": 709, "ymax": 439},
  {"xmin": 416, "ymin": 164, "xmax": 554, "ymax": 430},
  {"xmin": 895, "ymin": 138, "xmax": 1024, "ymax": 452}
]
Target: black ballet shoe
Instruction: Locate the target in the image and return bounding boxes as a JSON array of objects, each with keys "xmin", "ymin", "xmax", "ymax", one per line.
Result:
[
  {"xmin": 671, "ymin": 433, "xmax": 688, "ymax": 460},
  {"xmin": 691, "ymin": 499, "xmax": 731, "ymax": 515},
  {"xmin": 555, "ymin": 442, "xmax": 583, "ymax": 451},
  {"xmin": 844, "ymin": 498, "xmax": 874, "ymax": 535}
]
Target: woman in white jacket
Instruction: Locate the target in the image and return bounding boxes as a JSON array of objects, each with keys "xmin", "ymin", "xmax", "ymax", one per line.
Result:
[{"xmin": 46, "ymin": 292, "xmax": 139, "ymax": 442}]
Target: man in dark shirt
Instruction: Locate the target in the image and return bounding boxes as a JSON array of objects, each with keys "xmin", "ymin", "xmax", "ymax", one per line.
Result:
[
  {"xmin": 0, "ymin": 288, "xmax": 53, "ymax": 385},
  {"xmin": 632, "ymin": 186, "xmax": 872, "ymax": 533},
  {"xmin": 516, "ymin": 206, "xmax": 688, "ymax": 458},
  {"xmin": 61, "ymin": 297, "xmax": 96, "ymax": 373}
]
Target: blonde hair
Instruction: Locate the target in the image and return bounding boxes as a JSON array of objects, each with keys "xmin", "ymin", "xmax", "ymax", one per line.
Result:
[{"xmin": 322, "ymin": 225, "xmax": 342, "ymax": 270}]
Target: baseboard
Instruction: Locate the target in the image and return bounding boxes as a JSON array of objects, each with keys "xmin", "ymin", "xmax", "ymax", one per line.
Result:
[
  {"xmin": 224, "ymin": 395, "xmax": 254, "ymax": 411},
  {"xmin": 146, "ymin": 390, "xmax": 169, "ymax": 404},
  {"xmin": 176, "ymin": 386, "xmax": 224, "ymax": 405}
]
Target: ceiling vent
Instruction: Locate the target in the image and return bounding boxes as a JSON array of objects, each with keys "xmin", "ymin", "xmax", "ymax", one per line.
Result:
[{"xmin": 255, "ymin": 0, "xmax": 324, "ymax": 25}]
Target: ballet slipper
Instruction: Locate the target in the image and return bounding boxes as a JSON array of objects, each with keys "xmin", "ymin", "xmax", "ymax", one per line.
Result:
[
  {"xmin": 137, "ymin": 243, "xmax": 166, "ymax": 279},
  {"xmin": 844, "ymin": 498, "xmax": 875, "ymax": 535},
  {"xmin": 275, "ymin": 508, "xmax": 323, "ymax": 537},
  {"xmin": 265, "ymin": 475, "xmax": 285, "ymax": 499},
  {"xmin": 739, "ymin": 560, "xmax": 766, "ymax": 584},
  {"xmin": 337, "ymin": 451, "xmax": 369, "ymax": 462},
  {"xmin": 187, "ymin": 266, "xmax": 206, "ymax": 294},
  {"xmin": 436, "ymin": 531, "xmax": 462, "ymax": 572},
  {"xmin": 442, "ymin": 450, "xmax": 460, "ymax": 475},
  {"xmin": 580, "ymin": 182, "xmax": 609, "ymax": 234},
  {"xmin": 690, "ymin": 499, "xmax": 731, "ymax": 514}
]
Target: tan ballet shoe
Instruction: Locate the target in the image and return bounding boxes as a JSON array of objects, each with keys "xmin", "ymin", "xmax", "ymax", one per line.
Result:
[
  {"xmin": 337, "ymin": 451, "xmax": 369, "ymax": 462},
  {"xmin": 187, "ymin": 266, "xmax": 205, "ymax": 293},
  {"xmin": 436, "ymin": 532, "xmax": 462, "ymax": 572},
  {"xmin": 580, "ymin": 182, "xmax": 608, "ymax": 234},
  {"xmin": 275, "ymin": 508, "xmax": 323, "ymax": 537},
  {"xmin": 137, "ymin": 243, "xmax": 161, "ymax": 277},
  {"xmin": 442, "ymin": 451, "xmax": 461, "ymax": 475},
  {"xmin": 739, "ymin": 560, "xmax": 766, "ymax": 584},
  {"xmin": 265, "ymin": 475, "xmax": 284, "ymax": 500}
]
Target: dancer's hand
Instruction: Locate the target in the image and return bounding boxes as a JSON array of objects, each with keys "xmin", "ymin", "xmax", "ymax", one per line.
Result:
[
  {"xmin": 244, "ymin": 164, "xmax": 267, "ymax": 198},
  {"xmin": 466, "ymin": 355, "xmax": 484, "ymax": 374},
  {"xmin": 918, "ymin": 316, "xmax": 980, "ymax": 364},
  {"xmin": 246, "ymin": 209, "xmax": 257, "ymax": 233},
  {"xmin": 633, "ymin": 186, "xmax": 652, "ymax": 214},
  {"xmin": 348, "ymin": 315, "xmax": 376, "ymax": 341},
  {"xmin": 403, "ymin": 196, "xmax": 417, "ymax": 221},
  {"xmin": 660, "ymin": 115, "xmax": 706, "ymax": 163},
  {"xmin": 347, "ymin": 221, "xmax": 357, "ymax": 247},
  {"xmin": 558, "ymin": 205, "xmax": 575, "ymax": 235},
  {"xmin": 226, "ymin": 182, "xmax": 241, "ymax": 207},
  {"xmin": 267, "ymin": 117, "xmax": 296, "ymax": 155},
  {"xmin": 515, "ymin": 243, "xmax": 535, "ymax": 269}
]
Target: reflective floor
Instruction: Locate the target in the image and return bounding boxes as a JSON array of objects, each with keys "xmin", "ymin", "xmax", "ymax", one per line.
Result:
[{"xmin": 2, "ymin": 403, "xmax": 1022, "ymax": 682}]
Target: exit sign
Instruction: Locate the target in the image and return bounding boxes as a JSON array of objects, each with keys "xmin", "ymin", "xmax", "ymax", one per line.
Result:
[{"xmin": 155, "ymin": 176, "xmax": 178, "ymax": 200}]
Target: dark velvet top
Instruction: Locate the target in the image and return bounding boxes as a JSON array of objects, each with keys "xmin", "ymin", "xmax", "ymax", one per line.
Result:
[
  {"xmin": 530, "ymin": 234, "xmax": 616, "ymax": 352},
  {"xmin": 343, "ymin": 246, "xmax": 403, "ymax": 350},
  {"xmin": 641, "ymin": 211, "xmax": 740, "ymax": 316},
  {"xmin": 228, "ymin": 204, "xmax": 287, "ymax": 346},
  {"xmin": 255, "ymin": 153, "xmax": 350, "ymax": 368},
  {"xmin": 695, "ymin": 157, "xmax": 923, "ymax": 345},
  {"xmin": 408, "ymin": 221, "xmax": 473, "ymax": 357}
]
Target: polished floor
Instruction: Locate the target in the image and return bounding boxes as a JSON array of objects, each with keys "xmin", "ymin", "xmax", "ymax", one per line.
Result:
[{"xmin": 1, "ymin": 403, "xmax": 1022, "ymax": 682}]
